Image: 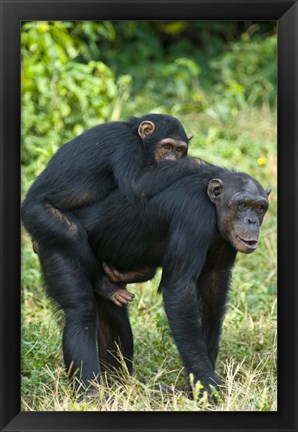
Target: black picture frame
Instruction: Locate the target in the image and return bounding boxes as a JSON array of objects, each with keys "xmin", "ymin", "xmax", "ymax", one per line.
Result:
[{"xmin": 0, "ymin": 1, "xmax": 297, "ymax": 431}]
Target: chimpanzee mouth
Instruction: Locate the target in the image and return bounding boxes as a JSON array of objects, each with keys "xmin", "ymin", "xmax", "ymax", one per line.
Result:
[{"xmin": 237, "ymin": 237, "xmax": 258, "ymax": 250}]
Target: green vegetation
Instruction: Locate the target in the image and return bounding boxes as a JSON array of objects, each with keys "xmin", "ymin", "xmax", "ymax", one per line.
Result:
[{"xmin": 21, "ymin": 21, "xmax": 277, "ymax": 411}]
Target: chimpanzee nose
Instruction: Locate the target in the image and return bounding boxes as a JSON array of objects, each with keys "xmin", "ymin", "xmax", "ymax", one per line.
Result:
[
  {"xmin": 245, "ymin": 215, "xmax": 257, "ymax": 225},
  {"xmin": 247, "ymin": 217, "xmax": 257, "ymax": 224}
]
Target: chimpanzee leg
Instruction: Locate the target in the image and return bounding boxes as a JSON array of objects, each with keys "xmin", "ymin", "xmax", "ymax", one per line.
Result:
[
  {"xmin": 22, "ymin": 199, "xmax": 101, "ymax": 282},
  {"xmin": 38, "ymin": 247, "xmax": 100, "ymax": 387},
  {"xmin": 95, "ymin": 295, "xmax": 133, "ymax": 376}
]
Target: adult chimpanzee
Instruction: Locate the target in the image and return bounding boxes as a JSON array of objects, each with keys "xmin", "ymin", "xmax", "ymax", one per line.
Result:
[
  {"xmin": 35, "ymin": 158, "xmax": 270, "ymax": 396},
  {"xmin": 21, "ymin": 114, "xmax": 193, "ymax": 293}
]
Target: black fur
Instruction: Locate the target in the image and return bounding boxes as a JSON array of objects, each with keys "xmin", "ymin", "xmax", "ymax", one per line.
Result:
[
  {"xmin": 21, "ymin": 114, "xmax": 191, "ymax": 284},
  {"xmin": 36, "ymin": 158, "xmax": 269, "ymax": 394}
]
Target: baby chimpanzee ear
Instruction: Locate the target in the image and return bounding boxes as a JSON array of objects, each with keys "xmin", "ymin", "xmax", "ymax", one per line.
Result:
[
  {"xmin": 207, "ymin": 178, "xmax": 224, "ymax": 203},
  {"xmin": 138, "ymin": 121, "xmax": 155, "ymax": 139},
  {"xmin": 187, "ymin": 134, "xmax": 194, "ymax": 141},
  {"xmin": 265, "ymin": 188, "xmax": 272, "ymax": 197}
]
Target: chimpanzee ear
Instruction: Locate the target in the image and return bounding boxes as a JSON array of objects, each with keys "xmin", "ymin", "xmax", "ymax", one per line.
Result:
[
  {"xmin": 265, "ymin": 188, "xmax": 272, "ymax": 197},
  {"xmin": 207, "ymin": 178, "xmax": 224, "ymax": 203},
  {"xmin": 138, "ymin": 121, "xmax": 155, "ymax": 139},
  {"xmin": 187, "ymin": 134, "xmax": 194, "ymax": 141}
]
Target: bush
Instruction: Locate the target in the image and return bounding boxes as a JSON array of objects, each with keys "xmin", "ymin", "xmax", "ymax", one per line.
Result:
[{"xmin": 21, "ymin": 21, "xmax": 132, "ymax": 181}]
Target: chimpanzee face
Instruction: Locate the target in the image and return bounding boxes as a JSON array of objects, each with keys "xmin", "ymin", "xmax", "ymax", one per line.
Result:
[
  {"xmin": 207, "ymin": 175, "xmax": 271, "ymax": 254},
  {"xmin": 154, "ymin": 138, "xmax": 188, "ymax": 162},
  {"xmin": 137, "ymin": 117, "xmax": 193, "ymax": 164}
]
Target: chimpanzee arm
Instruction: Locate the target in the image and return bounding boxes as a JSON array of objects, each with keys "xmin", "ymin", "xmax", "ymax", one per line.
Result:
[
  {"xmin": 131, "ymin": 158, "xmax": 207, "ymax": 201},
  {"xmin": 199, "ymin": 269, "xmax": 232, "ymax": 369},
  {"xmin": 111, "ymin": 142, "xmax": 149, "ymax": 201},
  {"xmin": 161, "ymin": 272, "xmax": 218, "ymax": 392},
  {"xmin": 159, "ymin": 226, "xmax": 218, "ymax": 393}
]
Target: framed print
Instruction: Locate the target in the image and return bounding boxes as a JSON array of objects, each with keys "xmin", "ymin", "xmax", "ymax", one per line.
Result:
[{"xmin": 0, "ymin": 1, "xmax": 297, "ymax": 431}]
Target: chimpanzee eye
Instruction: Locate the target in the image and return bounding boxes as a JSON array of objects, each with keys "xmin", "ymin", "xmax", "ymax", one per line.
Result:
[
  {"xmin": 238, "ymin": 201, "xmax": 247, "ymax": 211},
  {"xmin": 256, "ymin": 204, "xmax": 265, "ymax": 213},
  {"xmin": 163, "ymin": 144, "xmax": 172, "ymax": 150}
]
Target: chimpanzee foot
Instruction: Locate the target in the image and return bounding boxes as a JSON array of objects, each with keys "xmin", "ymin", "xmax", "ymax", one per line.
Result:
[
  {"xmin": 98, "ymin": 276, "xmax": 134, "ymax": 307},
  {"xmin": 109, "ymin": 288, "xmax": 135, "ymax": 307}
]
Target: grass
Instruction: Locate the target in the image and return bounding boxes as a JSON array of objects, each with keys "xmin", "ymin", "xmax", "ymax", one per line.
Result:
[{"xmin": 21, "ymin": 106, "xmax": 277, "ymax": 411}]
